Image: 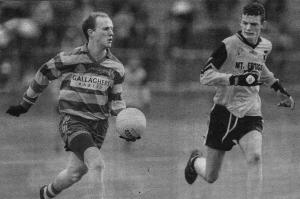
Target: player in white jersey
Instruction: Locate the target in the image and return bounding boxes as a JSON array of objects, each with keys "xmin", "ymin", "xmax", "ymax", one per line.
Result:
[{"xmin": 184, "ymin": 2, "xmax": 295, "ymax": 199}]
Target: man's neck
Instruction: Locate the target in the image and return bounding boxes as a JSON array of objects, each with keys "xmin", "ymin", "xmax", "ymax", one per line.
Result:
[
  {"xmin": 246, "ymin": 37, "xmax": 258, "ymax": 45},
  {"xmin": 242, "ymin": 33, "xmax": 258, "ymax": 45},
  {"xmin": 238, "ymin": 31, "xmax": 261, "ymax": 48},
  {"xmin": 87, "ymin": 42, "xmax": 106, "ymax": 61}
]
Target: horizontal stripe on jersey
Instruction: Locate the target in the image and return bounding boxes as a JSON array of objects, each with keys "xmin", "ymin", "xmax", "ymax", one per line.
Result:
[
  {"xmin": 26, "ymin": 87, "xmax": 39, "ymax": 98},
  {"xmin": 110, "ymin": 100, "xmax": 126, "ymax": 111},
  {"xmin": 23, "ymin": 93, "xmax": 37, "ymax": 104},
  {"xmin": 111, "ymin": 83, "xmax": 123, "ymax": 93},
  {"xmin": 59, "ymin": 99, "xmax": 109, "ymax": 114},
  {"xmin": 108, "ymin": 93, "xmax": 122, "ymax": 101},
  {"xmin": 25, "ymin": 45, "xmax": 125, "ymax": 120},
  {"xmin": 30, "ymin": 79, "xmax": 48, "ymax": 93},
  {"xmin": 40, "ymin": 65, "xmax": 58, "ymax": 81},
  {"xmin": 59, "ymin": 89, "xmax": 108, "ymax": 105},
  {"xmin": 60, "ymin": 109, "xmax": 109, "ymax": 120}
]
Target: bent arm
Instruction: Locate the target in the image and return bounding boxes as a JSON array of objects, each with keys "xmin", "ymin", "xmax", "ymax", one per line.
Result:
[
  {"xmin": 200, "ymin": 65, "xmax": 232, "ymax": 86},
  {"xmin": 109, "ymin": 71, "xmax": 126, "ymax": 116},
  {"xmin": 200, "ymin": 43, "xmax": 232, "ymax": 86}
]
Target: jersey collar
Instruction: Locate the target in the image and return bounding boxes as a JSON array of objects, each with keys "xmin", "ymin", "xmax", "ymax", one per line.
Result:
[
  {"xmin": 236, "ymin": 31, "xmax": 262, "ymax": 49},
  {"xmin": 82, "ymin": 43, "xmax": 112, "ymax": 63}
]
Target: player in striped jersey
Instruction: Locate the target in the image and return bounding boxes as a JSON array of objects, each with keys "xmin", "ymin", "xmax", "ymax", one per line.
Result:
[
  {"xmin": 184, "ymin": 2, "xmax": 295, "ymax": 199},
  {"xmin": 6, "ymin": 12, "xmax": 132, "ymax": 199}
]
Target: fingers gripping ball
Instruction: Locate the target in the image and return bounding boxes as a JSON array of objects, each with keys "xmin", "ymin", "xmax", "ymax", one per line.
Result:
[{"xmin": 116, "ymin": 108, "xmax": 146, "ymax": 140}]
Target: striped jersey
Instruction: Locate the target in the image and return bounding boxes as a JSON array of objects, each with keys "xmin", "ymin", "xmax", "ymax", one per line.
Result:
[
  {"xmin": 200, "ymin": 31, "xmax": 277, "ymax": 118},
  {"xmin": 23, "ymin": 44, "xmax": 126, "ymax": 120}
]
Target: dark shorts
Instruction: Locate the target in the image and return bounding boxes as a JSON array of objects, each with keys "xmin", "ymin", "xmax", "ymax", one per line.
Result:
[
  {"xmin": 205, "ymin": 104, "xmax": 263, "ymax": 151},
  {"xmin": 59, "ymin": 114, "xmax": 109, "ymax": 155}
]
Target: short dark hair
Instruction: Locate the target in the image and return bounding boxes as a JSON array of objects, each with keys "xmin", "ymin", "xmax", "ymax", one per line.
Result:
[
  {"xmin": 81, "ymin": 12, "xmax": 110, "ymax": 41},
  {"xmin": 242, "ymin": 2, "xmax": 265, "ymax": 22}
]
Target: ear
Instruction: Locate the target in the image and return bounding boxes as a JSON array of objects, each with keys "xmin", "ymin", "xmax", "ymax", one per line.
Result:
[
  {"xmin": 261, "ymin": 20, "xmax": 267, "ymax": 29},
  {"xmin": 87, "ymin": 29, "xmax": 94, "ymax": 38}
]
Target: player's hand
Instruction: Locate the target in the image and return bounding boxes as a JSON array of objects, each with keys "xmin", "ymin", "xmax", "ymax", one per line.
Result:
[
  {"xmin": 278, "ymin": 96, "xmax": 295, "ymax": 110},
  {"xmin": 119, "ymin": 135, "xmax": 141, "ymax": 142},
  {"xmin": 229, "ymin": 72, "xmax": 262, "ymax": 86},
  {"xmin": 6, "ymin": 105, "xmax": 29, "ymax": 117}
]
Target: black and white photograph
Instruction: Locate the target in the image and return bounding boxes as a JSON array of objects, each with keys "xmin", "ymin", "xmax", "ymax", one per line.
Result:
[{"xmin": 0, "ymin": 0, "xmax": 299, "ymax": 199}]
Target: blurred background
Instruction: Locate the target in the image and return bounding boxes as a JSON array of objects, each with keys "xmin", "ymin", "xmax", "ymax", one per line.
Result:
[
  {"xmin": 0, "ymin": 0, "xmax": 300, "ymax": 199},
  {"xmin": 1, "ymin": 0, "xmax": 300, "ymax": 94}
]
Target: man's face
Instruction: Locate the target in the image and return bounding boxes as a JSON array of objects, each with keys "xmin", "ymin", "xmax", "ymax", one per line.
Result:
[
  {"xmin": 89, "ymin": 16, "xmax": 114, "ymax": 49},
  {"xmin": 240, "ymin": 14, "xmax": 264, "ymax": 44}
]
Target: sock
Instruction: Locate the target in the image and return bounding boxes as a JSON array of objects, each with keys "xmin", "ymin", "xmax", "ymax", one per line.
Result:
[
  {"xmin": 194, "ymin": 157, "xmax": 206, "ymax": 177},
  {"xmin": 42, "ymin": 183, "xmax": 61, "ymax": 199}
]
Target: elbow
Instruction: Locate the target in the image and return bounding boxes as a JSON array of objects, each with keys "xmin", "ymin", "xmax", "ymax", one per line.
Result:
[
  {"xmin": 200, "ymin": 69, "xmax": 212, "ymax": 85},
  {"xmin": 199, "ymin": 74, "xmax": 205, "ymax": 85},
  {"xmin": 199, "ymin": 79, "xmax": 205, "ymax": 85},
  {"xmin": 200, "ymin": 76, "xmax": 208, "ymax": 85}
]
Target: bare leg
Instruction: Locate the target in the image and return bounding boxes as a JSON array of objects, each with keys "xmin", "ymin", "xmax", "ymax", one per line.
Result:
[
  {"xmin": 83, "ymin": 147, "xmax": 105, "ymax": 199},
  {"xmin": 39, "ymin": 152, "xmax": 88, "ymax": 199},
  {"xmin": 194, "ymin": 146, "xmax": 226, "ymax": 183},
  {"xmin": 53, "ymin": 152, "xmax": 88, "ymax": 190},
  {"xmin": 239, "ymin": 130, "xmax": 263, "ymax": 199}
]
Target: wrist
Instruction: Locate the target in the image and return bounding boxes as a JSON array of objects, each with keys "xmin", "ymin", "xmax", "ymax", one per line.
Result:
[
  {"xmin": 20, "ymin": 100, "xmax": 32, "ymax": 110},
  {"xmin": 271, "ymin": 80, "xmax": 290, "ymax": 97}
]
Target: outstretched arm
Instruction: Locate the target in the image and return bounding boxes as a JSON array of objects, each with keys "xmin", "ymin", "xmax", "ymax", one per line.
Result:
[
  {"xmin": 6, "ymin": 54, "xmax": 62, "ymax": 117},
  {"xmin": 200, "ymin": 43, "xmax": 230, "ymax": 86}
]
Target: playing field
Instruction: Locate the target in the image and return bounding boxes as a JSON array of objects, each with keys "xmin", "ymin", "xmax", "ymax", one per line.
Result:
[{"xmin": 0, "ymin": 87, "xmax": 299, "ymax": 199}]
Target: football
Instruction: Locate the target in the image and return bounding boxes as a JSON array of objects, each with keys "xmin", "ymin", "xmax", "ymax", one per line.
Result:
[{"xmin": 116, "ymin": 108, "xmax": 146, "ymax": 140}]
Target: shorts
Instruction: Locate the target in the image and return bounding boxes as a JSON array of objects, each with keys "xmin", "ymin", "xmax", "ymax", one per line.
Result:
[
  {"xmin": 59, "ymin": 114, "xmax": 109, "ymax": 154},
  {"xmin": 205, "ymin": 104, "xmax": 263, "ymax": 151}
]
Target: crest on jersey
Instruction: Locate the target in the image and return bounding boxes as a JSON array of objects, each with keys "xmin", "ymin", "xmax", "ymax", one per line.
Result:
[
  {"xmin": 249, "ymin": 50, "xmax": 258, "ymax": 55},
  {"xmin": 237, "ymin": 47, "xmax": 243, "ymax": 57}
]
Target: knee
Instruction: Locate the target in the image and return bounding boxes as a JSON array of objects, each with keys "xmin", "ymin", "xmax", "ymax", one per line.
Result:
[
  {"xmin": 84, "ymin": 147, "xmax": 105, "ymax": 172},
  {"xmin": 88, "ymin": 156, "xmax": 105, "ymax": 172},
  {"xmin": 205, "ymin": 170, "xmax": 219, "ymax": 183},
  {"xmin": 206, "ymin": 174, "xmax": 219, "ymax": 184},
  {"xmin": 68, "ymin": 166, "xmax": 88, "ymax": 183},
  {"xmin": 247, "ymin": 153, "xmax": 262, "ymax": 166}
]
